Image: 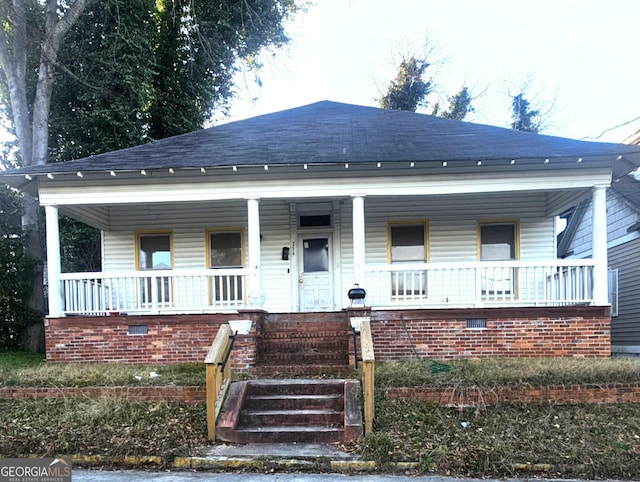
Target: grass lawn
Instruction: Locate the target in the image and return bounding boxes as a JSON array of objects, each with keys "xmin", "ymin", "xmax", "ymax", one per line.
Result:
[{"xmin": 1, "ymin": 351, "xmax": 640, "ymax": 479}]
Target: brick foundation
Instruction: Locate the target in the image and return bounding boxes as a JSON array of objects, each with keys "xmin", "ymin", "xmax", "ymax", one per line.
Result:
[
  {"xmin": 385, "ymin": 383, "xmax": 640, "ymax": 406},
  {"xmin": 369, "ymin": 306, "xmax": 610, "ymax": 360},
  {"xmin": 44, "ymin": 311, "xmax": 264, "ymax": 370},
  {"xmin": 44, "ymin": 306, "xmax": 610, "ymax": 366},
  {"xmin": 3, "ymin": 383, "xmax": 638, "ymax": 406},
  {"xmin": 0, "ymin": 386, "xmax": 205, "ymax": 402}
]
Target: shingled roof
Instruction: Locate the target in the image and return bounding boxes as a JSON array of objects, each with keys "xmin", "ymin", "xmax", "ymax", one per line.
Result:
[{"xmin": 4, "ymin": 100, "xmax": 640, "ymax": 176}]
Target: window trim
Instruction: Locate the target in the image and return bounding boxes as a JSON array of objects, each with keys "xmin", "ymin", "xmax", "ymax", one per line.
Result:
[
  {"xmin": 477, "ymin": 220, "xmax": 520, "ymax": 300},
  {"xmin": 476, "ymin": 220, "xmax": 520, "ymax": 261},
  {"xmin": 387, "ymin": 220, "xmax": 429, "ymax": 300},
  {"xmin": 206, "ymin": 228, "xmax": 246, "ymax": 306},
  {"xmin": 609, "ymin": 268, "xmax": 619, "ymax": 317},
  {"xmin": 387, "ymin": 220, "xmax": 429, "ymax": 263},
  {"xmin": 134, "ymin": 230, "xmax": 174, "ymax": 307}
]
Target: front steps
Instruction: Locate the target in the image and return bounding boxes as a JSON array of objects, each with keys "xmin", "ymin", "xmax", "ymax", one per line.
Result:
[
  {"xmin": 217, "ymin": 379, "xmax": 363, "ymax": 444},
  {"xmin": 255, "ymin": 313, "xmax": 351, "ymax": 377}
]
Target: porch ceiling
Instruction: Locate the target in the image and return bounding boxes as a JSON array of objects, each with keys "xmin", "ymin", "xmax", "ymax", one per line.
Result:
[{"xmin": 58, "ymin": 188, "xmax": 588, "ymax": 232}]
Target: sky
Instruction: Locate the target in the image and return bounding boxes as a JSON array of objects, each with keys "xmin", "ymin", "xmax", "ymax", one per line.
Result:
[{"xmin": 226, "ymin": 0, "xmax": 640, "ymax": 143}]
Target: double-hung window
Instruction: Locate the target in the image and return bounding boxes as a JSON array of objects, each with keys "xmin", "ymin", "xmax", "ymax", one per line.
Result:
[
  {"xmin": 136, "ymin": 232, "xmax": 173, "ymax": 307},
  {"xmin": 208, "ymin": 230, "xmax": 244, "ymax": 304},
  {"xmin": 479, "ymin": 221, "xmax": 518, "ymax": 300},
  {"xmin": 389, "ymin": 222, "xmax": 427, "ymax": 299}
]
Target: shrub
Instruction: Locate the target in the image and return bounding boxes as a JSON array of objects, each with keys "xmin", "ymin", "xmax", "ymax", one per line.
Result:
[{"xmin": 0, "ymin": 230, "xmax": 43, "ymax": 350}]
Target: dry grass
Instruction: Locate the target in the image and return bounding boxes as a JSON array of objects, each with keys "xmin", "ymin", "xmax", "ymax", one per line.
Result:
[
  {"xmin": 374, "ymin": 357, "xmax": 640, "ymax": 389},
  {"xmin": 3, "ymin": 352, "xmax": 640, "ymax": 478},
  {"xmin": 366, "ymin": 399, "xmax": 640, "ymax": 479},
  {"xmin": 0, "ymin": 352, "xmax": 205, "ymax": 388},
  {"xmin": 0, "ymin": 397, "xmax": 207, "ymax": 462}
]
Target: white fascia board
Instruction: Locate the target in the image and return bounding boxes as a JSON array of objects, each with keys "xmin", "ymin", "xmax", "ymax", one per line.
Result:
[{"xmin": 38, "ymin": 169, "xmax": 611, "ymax": 206}]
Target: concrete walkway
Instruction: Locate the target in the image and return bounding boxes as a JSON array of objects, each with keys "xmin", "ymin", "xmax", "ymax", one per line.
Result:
[{"xmin": 68, "ymin": 443, "xmax": 627, "ymax": 482}]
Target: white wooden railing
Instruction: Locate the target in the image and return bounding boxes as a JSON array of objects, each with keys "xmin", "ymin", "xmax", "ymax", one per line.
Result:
[
  {"xmin": 60, "ymin": 268, "xmax": 247, "ymax": 315},
  {"xmin": 59, "ymin": 260, "xmax": 596, "ymax": 315},
  {"xmin": 364, "ymin": 260, "xmax": 595, "ymax": 308}
]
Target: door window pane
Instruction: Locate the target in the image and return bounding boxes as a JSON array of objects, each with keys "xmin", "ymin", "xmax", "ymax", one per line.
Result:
[{"xmin": 303, "ymin": 238, "xmax": 329, "ymax": 272}]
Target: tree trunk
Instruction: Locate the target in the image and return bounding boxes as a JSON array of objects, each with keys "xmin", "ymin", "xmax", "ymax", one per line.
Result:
[{"xmin": 0, "ymin": 0, "xmax": 90, "ymax": 351}]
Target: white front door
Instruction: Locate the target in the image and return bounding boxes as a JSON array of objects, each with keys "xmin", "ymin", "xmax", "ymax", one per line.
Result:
[{"xmin": 299, "ymin": 236, "xmax": 333, "ymax": 311}]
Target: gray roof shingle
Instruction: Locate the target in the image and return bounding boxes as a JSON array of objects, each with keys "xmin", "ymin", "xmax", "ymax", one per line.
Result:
[{"xmin": 4, "ymin": 101, "xmax": 640, "ymax": 175}]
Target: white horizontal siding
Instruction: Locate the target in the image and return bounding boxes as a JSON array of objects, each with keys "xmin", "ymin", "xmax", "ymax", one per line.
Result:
[{"xmin": 259, "ymin": 200, "xmax": 293, "ymax": 312}]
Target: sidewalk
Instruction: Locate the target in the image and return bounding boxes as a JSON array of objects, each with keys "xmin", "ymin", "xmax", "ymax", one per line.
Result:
[{"xmin": 69, "ymin": 443, "xmax": 626, "ymax": 481}]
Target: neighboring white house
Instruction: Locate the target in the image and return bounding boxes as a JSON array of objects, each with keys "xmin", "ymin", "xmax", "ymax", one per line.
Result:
[
  {"xmin": 2, "ymin": 101, "xmax": 640, "ymax": 330},
  {"xmin": 559, "ymin": 129, "xmax": 640, "ymax": 355}
]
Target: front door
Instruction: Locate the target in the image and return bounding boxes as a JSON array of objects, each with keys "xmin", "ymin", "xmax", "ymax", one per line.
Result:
[{"xmin": 299, "ymin": 236, "xmax": 332, "ymax": 311}]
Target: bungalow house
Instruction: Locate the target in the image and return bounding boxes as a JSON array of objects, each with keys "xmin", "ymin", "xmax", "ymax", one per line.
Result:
[
  {"xmin": 558, "ymin": 130, "xmax": 640, "ymax": 356},
  {"xmin": 3, "ymin": 101, "xmax": 640, "ymax": 367}
]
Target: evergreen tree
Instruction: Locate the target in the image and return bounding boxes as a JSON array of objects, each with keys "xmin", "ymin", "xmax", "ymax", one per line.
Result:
[
  {"xmin": 378, "ymin": 56, "xmax": 432, "ymax": 112},
  {"xmin": 510, "ymin": 92, "xmax": 541, "ymax": 133},
  {"xmin": 437, "ymin": 85, "xmax": 474, "ymax": 121}
]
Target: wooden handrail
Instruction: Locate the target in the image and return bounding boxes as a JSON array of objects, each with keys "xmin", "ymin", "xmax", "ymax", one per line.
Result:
[
  {"xmin": 204, "ymin": 324, "xmax": 233, "ymax": 440},
  {"xmin": 359, "ymin": 318, "xmax": 375, "ymax": 435}
]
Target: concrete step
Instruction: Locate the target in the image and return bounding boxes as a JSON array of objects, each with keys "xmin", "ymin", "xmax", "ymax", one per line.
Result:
[
  {"xmin": 229, "ymin": 425, "xmax": 345, "ymax": 444},
  {"xmin": 242, "ymin": 393, "xmax": 343, "ymax": 411},
  {"xmin": 259, "ymin": 352, "xmax": 348, "ymax": 365},
  {"xmin": 239, "ymin": 408, "xmax": 344, "ymax": 427},
  {"xmin": 217, "ymin": 379, "xmax": 363, "ymax": 444},
  {"xmin": 245, "ymin": 379, "xmax": 345, "ymax": 396},
  {"xmin": 252, "ymin": 364, "xmax": 354, "ymax": 378}
]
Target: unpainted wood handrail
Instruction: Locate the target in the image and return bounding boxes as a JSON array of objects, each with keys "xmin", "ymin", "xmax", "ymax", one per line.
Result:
[
  {"xmin": 204, "ymin": 323, "xmax": 233, "ymax": 440},
  {"xmin": 359, "ymin": 318, "xmax": 375, "ymax": 435}
]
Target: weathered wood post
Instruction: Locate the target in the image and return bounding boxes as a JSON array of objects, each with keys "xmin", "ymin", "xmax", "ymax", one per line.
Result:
[
  {"xmin": 360, "ymin": 318, "xmax": 375, "ymax": 435},
  {"xmin": 205, "ymin": 324, "xmax": 232, "ymax": 441}
]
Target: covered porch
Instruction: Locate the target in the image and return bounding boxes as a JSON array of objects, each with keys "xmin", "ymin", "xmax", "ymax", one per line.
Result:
[{"xmin": 45, "ymin": 185, "xmax": 609, "ymax": 317}]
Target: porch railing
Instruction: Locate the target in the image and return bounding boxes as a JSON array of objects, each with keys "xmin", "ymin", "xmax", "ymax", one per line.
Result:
[
  {"xmin": 60, "ymin": 268, "xmax": 247, "ymax": 315},
  {"xmin": 364, "ymin": 259, "xmax": 595, "ymax": 308},
  {"xmin": 58, "ymin": 260, "xmax": 596, "ymax": 315}
]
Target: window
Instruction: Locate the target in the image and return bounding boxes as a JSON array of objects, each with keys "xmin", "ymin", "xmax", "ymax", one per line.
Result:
[
  {"xmin": 208, "ymin": 230, "xmax": 244, "ymax": 303},
  {"xmin": 136, "ymin": 232, "xmax": 173, "ymax": 306},
  {"xmin": 479, "ymin": 223, "xmax": 516, "ymax": 261},
  {"xmin": 210, "ymin": 231, "xmax": 243, "ymax": 268},
  {"xmin": 389, "ymin": 223, "xmax": 427, "ymax": 298},
  {"xmin": 609, "ymin": 268, "xmax": 619, "ymax": 317},
  {"xmin": 299, "ymin": 214, "xmax": 331, "ymax": 228},
  {"xmin": 479, "ymin": 222, "xmax": 518, "ymax": 299},
  {"xmin": 138, "ymin": 233, "xmax": 172, "ymax": 270}
]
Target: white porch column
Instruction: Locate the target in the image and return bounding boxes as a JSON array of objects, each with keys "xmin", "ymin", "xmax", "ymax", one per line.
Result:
[
  {"xmin": 352, "ymin": 194, "xmax": 366, "ymax": 285},
  {"xmin": 592, "ymin": 185, "xmax": 608, "ymax": 306},
  {"xmin": 246, "ymin": 197, "xmax": 263, "ymax": 306},
  {"xmin": 45, "ymin": 205, "xmax": 63, "ymax": 317}
]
